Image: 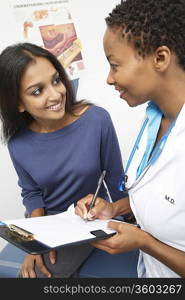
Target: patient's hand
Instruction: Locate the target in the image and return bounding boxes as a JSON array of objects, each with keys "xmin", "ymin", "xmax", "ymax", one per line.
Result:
[{"xmin": 20, "ymin": 250, "xmax": 56, "ymax": 278}]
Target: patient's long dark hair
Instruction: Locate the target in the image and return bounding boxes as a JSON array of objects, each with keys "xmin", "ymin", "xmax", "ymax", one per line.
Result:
[{"xmin": 0, "ymin": 42, "xmax": 88, "ymax": 143}]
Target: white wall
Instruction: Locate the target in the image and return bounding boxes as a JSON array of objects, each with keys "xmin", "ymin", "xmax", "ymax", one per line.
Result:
[
  {"xmin": 0, "ymin": 0, "xmax": 146, "ymax": 221},
  {"xmin": 71, "ymin": 0, "xmax": 146, "ymax": 160}
]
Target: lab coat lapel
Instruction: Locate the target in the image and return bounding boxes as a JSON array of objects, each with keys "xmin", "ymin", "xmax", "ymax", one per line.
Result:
[{"xmin": 128, "ymin": 103, "xmax": 185, "ymax": 192}]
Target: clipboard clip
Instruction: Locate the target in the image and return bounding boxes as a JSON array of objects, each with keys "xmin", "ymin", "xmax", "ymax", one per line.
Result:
[{"xmin": 8, "ymin": 224, "xmax": 34, "ymax": 241}]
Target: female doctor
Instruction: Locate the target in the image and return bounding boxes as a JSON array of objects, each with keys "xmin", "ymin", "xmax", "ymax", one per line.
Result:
[{"xmin": 75, "ymin": 0, "xmax": 185, "ymax": 278}]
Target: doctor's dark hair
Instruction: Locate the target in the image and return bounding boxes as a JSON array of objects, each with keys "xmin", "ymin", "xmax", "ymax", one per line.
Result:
[
  {"xmin": 105, "ymin": 0, "xmax": 185, "ymax": 70},
  {"xmin": 0, "ymin": 42, "xmax": 86, "ymax": 143}
]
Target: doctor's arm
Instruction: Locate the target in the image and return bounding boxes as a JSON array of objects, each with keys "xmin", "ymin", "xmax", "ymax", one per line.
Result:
[
  {"xmin": 141, "ymin": 231, "xmax": 185, "ymax": 277},
  {"xmin": 75, "ymin": 197, "xmax": 185, "ymax": 277},
  {"xmin": 91, "ymin": 220, "xmax": 185, "ymax": 278}
]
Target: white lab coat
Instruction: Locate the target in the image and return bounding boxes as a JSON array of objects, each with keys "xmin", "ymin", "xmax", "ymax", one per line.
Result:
[{"xmin": 127, "ymin": 104, "xmax": 185, "ymax": 277}]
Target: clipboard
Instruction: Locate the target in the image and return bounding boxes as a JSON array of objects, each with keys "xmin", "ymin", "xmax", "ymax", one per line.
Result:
[
  {"xmin": 0, "ymin": 209, "xmax": 117, "ymax": 255},
  {"xmin": 0, "ymin": 224, "xmax": 52, "ymax": 254}
]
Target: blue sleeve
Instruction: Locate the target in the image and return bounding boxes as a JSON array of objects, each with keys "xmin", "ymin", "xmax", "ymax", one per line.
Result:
[
  {"xmin": 8, "ymin": 141, "xmax": 45, "ymax": 214},
  {"xmin": 99, "ymin": 111, "xmax": 128, "ymax": 201}
]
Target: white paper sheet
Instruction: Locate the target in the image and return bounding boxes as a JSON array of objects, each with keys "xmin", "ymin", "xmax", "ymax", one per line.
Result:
[{"xmin": 3, "ymin": 205, "xmax": 116, "ymax": 248}]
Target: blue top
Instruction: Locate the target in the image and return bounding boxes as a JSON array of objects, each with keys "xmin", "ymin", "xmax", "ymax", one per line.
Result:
[{"xmin": 8, "ymin": 105, "xmax": 126, "ymax": 215}]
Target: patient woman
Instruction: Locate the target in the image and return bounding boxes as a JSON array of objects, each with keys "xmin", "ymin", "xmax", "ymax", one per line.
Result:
[{"xmin": 0, "ymin": 42, "xmax": 130, "ymax": 277}]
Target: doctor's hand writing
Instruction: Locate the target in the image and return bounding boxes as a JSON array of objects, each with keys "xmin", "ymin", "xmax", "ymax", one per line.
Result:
[
  {"xmin": 75, "ymin": 194, "xmax": 144, "ymax": 254},
  {"xmin": 75, "ymin": 194, "xmax": 115, "ymax": 221},
  {"xmin": 75, "ymin": 194, "xmax": 131, "ymax": 221}
]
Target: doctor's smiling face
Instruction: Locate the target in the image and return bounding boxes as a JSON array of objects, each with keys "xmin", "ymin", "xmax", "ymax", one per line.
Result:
[
  {"xmin": 19, "ymin": 56, "xmax": 67, "ymax": 132},
  {"xmin": 103, "ymin": 27, "xmax": 159, "ymax": 107}
]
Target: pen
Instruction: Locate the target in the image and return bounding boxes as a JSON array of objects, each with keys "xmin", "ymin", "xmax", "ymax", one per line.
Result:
[{"xmin": 87, "ymin": 170, "xmax": 106, "ymax": 213}]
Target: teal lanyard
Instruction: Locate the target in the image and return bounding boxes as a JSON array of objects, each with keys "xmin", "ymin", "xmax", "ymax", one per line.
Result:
[
  {"xmin": 119, "ymin": 102, "xmax": 177, "ymax": 191},
  {"xmin": 136, "ymin": 103, "xmax": 162, "ymax": 178}
]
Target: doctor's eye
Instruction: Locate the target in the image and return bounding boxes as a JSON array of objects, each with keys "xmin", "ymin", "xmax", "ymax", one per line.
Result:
[{"xmin": 110, "ymin": 63, "xmax": 119, "ymax": 71}]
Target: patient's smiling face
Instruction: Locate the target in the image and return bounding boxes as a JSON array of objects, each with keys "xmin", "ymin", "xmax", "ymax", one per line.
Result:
[{"xmin": 19, "ymin": 56, "xmax": 67, "ymax": 132}]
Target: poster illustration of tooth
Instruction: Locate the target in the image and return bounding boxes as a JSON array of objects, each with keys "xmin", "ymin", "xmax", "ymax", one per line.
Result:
[{"xmin": 12, "ymin": 0, "xmax": 84, "ymax": 80}]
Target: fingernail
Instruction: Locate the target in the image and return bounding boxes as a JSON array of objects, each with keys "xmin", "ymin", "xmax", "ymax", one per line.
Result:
[{"xmin": 87, "ymin": 212, "xmax": 94, "ymax": 219}]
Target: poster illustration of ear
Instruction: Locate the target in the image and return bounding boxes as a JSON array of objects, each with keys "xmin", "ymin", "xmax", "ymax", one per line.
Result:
[{"xmin": 12, "ymin": 0, "xmax": 84, "ymax": 80}]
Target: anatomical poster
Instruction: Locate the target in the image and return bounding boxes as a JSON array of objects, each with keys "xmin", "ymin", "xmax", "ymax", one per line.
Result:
[{"xmin": 12, "ymin": 0, "xmax": 85, "ymax": 79}]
